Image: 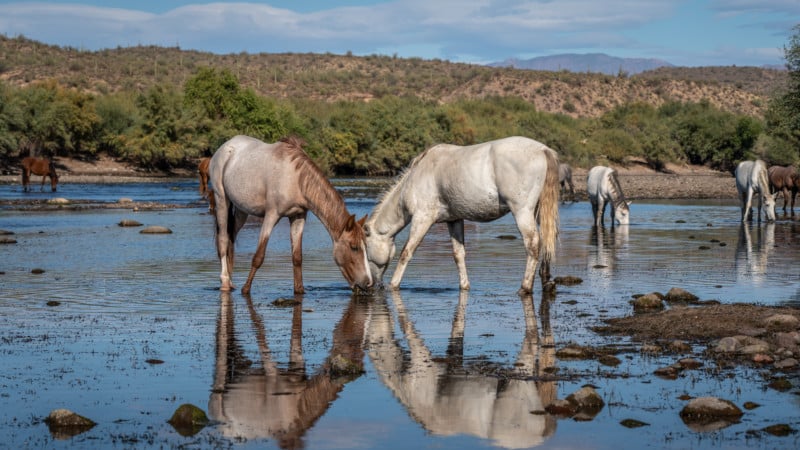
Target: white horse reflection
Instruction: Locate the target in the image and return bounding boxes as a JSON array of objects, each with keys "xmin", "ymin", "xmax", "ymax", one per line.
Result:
[
  {"xmin": 587, "ymin": 225, "xmax": 629, "ymax": 295},
  {"xmin": 735, "ymin": 223, "xmax": 774, "ymax": 286},
  {"xmin": 367, "ymin": 291, "xmax": 557, "ymax": 449},
  {"xmin": 209, "ymin": 293, "xmax": 369, "ymax": 449}
]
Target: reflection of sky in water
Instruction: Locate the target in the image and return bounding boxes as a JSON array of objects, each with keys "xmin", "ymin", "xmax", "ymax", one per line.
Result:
[{"xmin": 1, "ymin": 180, "xmax": 799, "ymax": 449}]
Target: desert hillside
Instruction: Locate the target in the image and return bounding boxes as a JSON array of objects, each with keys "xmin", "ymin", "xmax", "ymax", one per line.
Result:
[{"xmin": 0, "ymin": 36, "xmax": 787, "ymax": 118}]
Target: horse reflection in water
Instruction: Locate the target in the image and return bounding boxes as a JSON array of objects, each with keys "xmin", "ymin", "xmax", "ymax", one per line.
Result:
[
  {"xmin": 735, "ymin": 223, "xmax": 774, "ymax": 286},
  {"xmin": 367, "ymin": 290, "xmax": 557, "ymax": 449},
  {"xmin": 209, "ymin": 292, "xmax": 369, "ymax": 448},
  {"xmin": 588, "ymin": 225, "xmax": 629, "ymax": 295}
]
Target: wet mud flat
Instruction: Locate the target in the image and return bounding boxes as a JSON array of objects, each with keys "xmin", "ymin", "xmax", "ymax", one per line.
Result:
[{"xmin": 1, "ymin": 181, "xmax": 800, "ymax": 449}]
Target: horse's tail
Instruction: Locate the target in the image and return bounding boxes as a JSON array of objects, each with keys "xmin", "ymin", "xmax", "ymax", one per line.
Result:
[{"xmin": 537, "ymin": 148, "xmax": 560, "ymax": 264}]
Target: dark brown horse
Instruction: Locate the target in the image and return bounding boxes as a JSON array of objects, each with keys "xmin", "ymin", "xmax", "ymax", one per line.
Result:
[
  {"xmin": 197, "ymin": 157, "xmax": 214, "ymax": 212},
  {"xmin": 768, "ymin": 165, "xmax": 799, "ymax": 215},
  {"xmin": 21, "ymin": 157, "xmax": 59, "ymax": 192}
]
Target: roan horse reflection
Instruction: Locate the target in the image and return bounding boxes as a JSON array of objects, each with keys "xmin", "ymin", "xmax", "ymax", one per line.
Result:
[
  {"xmin": 209, "ymin": 292, "xmax": 369, "ymax": 449},
  {"xmin": 367, "ymin": 291, "xmax": 557, "ymax": 449},
  {"xmin": 209, "ymin": 135, "xmax": 372, "ymax": 294},
  {"xmin": 364, "ymin": 136, "xmax": 560, "ymax": 294}
]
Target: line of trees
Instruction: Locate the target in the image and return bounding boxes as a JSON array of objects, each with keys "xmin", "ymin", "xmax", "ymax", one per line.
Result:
[{"xmin": 1, "ymin": 26, "xmax": 798, "ymax": 176}]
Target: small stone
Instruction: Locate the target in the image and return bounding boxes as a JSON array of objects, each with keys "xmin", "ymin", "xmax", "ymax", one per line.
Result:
[
  {"xmin": 768, "ymin": 378, "xmax": 793, "ymax": 392},
  {"xmin": 678, "ymin": 358, "xmax": 703, "ymax": 369},
  {"xmin": 764, "ymin": 314, "xmax": 799, "ymax": 331},
  {"xmin": 47, "ymin": 197, "xmax": 70, "ymax": 205},
  {"xmin": 554, "ymin": 276, "xmax": 582, "ymax": 286},
  {"xmin": 168, "ymin": 404, "xmax": 209, "ymax": 437},
  {"xmin": 31, "ymin": 268, "xmax": 45, "ymax": 274},
  {"xmin": 45, "ymin": 409, "xmax": 96, "ymax": 439},
  {"xmin": 496, "ymin": 234, "xmax": 517, "ymax": 240},
  {"xmin": 632, "ymin": 293, "xmax": 664, "ymax": 312},
  {"xmin": 118, "ymin": 219, "xmax": 143, "ymax": 227},
  {"xmin": 620, "ymin": 418, "xmax": 649, "ymax": 428},
  {"xmin": 664, "ymin": 287, "xmax": 699, "ymax": 303},
  {"xmin": 556, "ymin": 345, "xmax": 592, "ymax": 359},
  {"xmin": 680, "ymin": 397, "xmax": 743, "ymax": 421},
  {"xmin": 654, "ymin": 366, "xmax": 679, "ymax": 379},
  {"xmin": 566, "ymin": 386, "xmax": 605, "ymax": 410},
  {"xmin": 714, "ymin": 336, "xmax": 740, "ymax": 353},
  {"xmin": 774, "ymin": 358, "xmax": 798, "ymax": 370},
  {"xmin": 140, "ymin": 225, "xmax": 172, "ymax": 234},
  {"xmin": 762, "ymin": 424, "xmax": 795, "ymax": 436},
  {"xmin": 598, "ymin": 355, "xmax": 621, "ymax": 366},
  {"xmin": 743, "ymin": 401, "xmax": 760, "ymax": 410},
  {"xmin": 752, "ymin": 353, "xmax": 774, "ymax": 364}
]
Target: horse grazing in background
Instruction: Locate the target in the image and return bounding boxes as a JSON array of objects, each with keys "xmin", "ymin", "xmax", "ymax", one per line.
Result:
[
  {"xmin": 209, "ymin": 135, "xmax": 373, "ymax": 295},
  {"xmin": 767, "ymin": 165, "xmax": 798, "ymax": 216},
  {"xmin": 586, "ymin": 166, "xmax": 630, "ymax": 228},
  {"xmin": 735, "ymin": 160, "xmax": 776, "ymax": 223},
  {"xmin": 21, "ymin": 157, "xmax": 59, "ymax": 192},
  {"xmin": 364, "ymin": 136, "xmax": 560, "ymax": 295},
  {"xmin": 197, "ymin": 157, "xmax": 214, "ymax": 212},
  {"xmin": 558, "ymin": 163, "xmax": 575, "ymax": 202}
]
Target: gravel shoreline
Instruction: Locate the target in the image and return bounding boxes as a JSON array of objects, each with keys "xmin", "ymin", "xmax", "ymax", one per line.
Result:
[{"xmin": 0, "ymin": 166, "xmax": 739, "ymax": 200}]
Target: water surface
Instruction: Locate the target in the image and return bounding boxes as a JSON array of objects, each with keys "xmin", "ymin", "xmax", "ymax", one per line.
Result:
[{"xmin": 1, "ymin": 180, "xmax": 799, "ymax": 449}]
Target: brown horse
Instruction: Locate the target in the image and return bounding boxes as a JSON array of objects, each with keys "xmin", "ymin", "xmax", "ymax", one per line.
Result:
[
  {"xmin": 768, "ymin": 165, "xmax": 799, "ymax": 215},
  {"xmin": 197, "ymin": 157, "xmax": 214, "ymax": 212},
  {"xmin": 209, "ymin": 135, "xmax": 373, "ymax": 295},
  {"xmin": 21, "ymin": 157, "xmax": 59, "ymax": 192}
]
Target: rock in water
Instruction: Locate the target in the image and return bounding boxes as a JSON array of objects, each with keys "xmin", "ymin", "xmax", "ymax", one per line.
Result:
[
  {"xmin": 168, "ymin": 404, "xmax": 209, "ymax": 436},
  {"xmin": 45, "ymin": 409, "xmax": 96, "ymax": 439}
]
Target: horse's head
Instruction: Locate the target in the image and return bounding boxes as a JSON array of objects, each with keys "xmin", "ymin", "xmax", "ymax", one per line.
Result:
[
  {"xmin": 363, "ymin": 219, "xmax": 395, "ymax": 290},
  {"xmin": 614, "ymin": 201, "xmax": 631, "ymax": 225},
  {"xmin": 333, "ymin": 214, "xmax": 373, "ymax": 292},
  {"xmin": 765, "ymin": 192, "xmax": 777, "ymax": 222},
  {"xmin": 49, "ymin": 161, "xmax": 59, "ymax": 192}
]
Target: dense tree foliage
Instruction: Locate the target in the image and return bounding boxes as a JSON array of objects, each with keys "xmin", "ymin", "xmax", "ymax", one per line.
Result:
[
  {"xmin": 0, "ymin": 52, "xmax": 794, "ymax": 175},
  {"xmin": 762, "ymin": 24, "xmax": 800, "ymax": 165}
]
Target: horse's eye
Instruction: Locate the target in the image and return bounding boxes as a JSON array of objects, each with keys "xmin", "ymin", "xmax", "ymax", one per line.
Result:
[{"xmin": 350, "ymin": 244, "xmax": 360, "ymax": 252}]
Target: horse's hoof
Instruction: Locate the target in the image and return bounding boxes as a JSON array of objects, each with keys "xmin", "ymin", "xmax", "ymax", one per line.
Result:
[{"xmin": 219, "ymin": 285, "xmax": 233, "ymax": 292}]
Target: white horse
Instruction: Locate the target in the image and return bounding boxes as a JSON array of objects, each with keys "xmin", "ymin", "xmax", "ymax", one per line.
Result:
[
  {"xmin": 586, "ymin": 166, "xmax": 630, "ymax": 227},
  {"xmin": 735, "ymin": 160, "xmax": 776, "ymax": 223},
  {"xmin": 363, "ymin": 136, "xmax": 560, "ymax": 294},
  {"xmin": 558, "ymin": 163, "xmax": 575, "ymax": 202}
]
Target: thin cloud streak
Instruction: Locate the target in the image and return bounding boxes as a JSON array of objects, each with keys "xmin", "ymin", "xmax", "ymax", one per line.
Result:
[{"xmin": 0, "ymin": 1, "xmax": 795, "ymax": 66}]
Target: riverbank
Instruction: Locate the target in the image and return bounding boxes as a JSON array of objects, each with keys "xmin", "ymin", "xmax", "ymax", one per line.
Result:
[{"xmin": 1, "ymin": 155, "xmax": 739, "ymax": 200}]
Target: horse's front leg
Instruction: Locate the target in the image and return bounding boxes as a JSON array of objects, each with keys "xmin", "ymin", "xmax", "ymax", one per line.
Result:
[
  {"xmin": 390, "ymin": 217, "xmax": 434, "ymax": 290},
  {"xmin": 741, "ymin": 191, "xmax": 753, "ymax": 222},
  {"xmin": 289, "ymin": 213, "xmax": 307, "ymax": 295},
  {"xmin": 447, "ymin": 220, "xmax": 470, "ymax": 290},
  {"xmin": 242, "ymin": 213, "xmax": 281, "ymax": 295}
]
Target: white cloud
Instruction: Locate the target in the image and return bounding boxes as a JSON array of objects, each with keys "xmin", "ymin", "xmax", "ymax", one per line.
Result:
[{"xmin": 0, "ymin": 0, "xmax": 790, "ymax": 65}]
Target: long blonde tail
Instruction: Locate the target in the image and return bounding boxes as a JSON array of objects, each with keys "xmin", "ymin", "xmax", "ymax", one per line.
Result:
[{"xmin": 537, "ymin": 149, "xmax": 560, "ymax": 263}]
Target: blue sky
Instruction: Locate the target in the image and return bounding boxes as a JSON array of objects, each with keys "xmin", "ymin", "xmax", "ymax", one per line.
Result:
[{"xmin": 0, "ymin": 1, "xmax": 797, "ymax": 67}]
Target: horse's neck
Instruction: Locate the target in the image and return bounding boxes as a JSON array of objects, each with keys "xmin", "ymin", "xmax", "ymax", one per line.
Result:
[
  {"xmin": 371, "ymin": 183, "xmax": 408, "ymax": 236},
  {"xmin": 606, "ymin": 172, "xmax": 626, "ymax": 205},
  {"xmin": 301, "ymin": 171, "xmax": 350, "ymax": 236}
]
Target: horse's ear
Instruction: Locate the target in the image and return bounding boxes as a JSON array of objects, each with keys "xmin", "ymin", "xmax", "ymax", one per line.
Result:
[
  {"xmin": 626, "ymin": 201, "xmax": 633, "ymax": 206},
  {"xmin": 344, "ymin": 214, "xmax": 356, "ymax": 231},
  {"xmin": 357, "ymin": 215, "xmax": 367, "ymax": 227}
]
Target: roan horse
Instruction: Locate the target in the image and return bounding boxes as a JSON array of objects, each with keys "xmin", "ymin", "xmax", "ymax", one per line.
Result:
[
  {"xmin": 767, "ymin": 165, "xmax": 799, "ymax": 216},
  {"xmin": 21, "ymin": 157, "xmax": 59, "ymax": 192},
  {"xmin": 586, "ymin": 165, "xmax": 630, "ymax": 228},
  {"xmin": 209, "ymin": 135, "xmax": 373, "ymax": 295},
  {"xmin": 197, "ymin": 156, "xmax": 215, "ymax": 212},
  {"xmin": 735, "ymin": 160, "xmax": 776, "ymax": 223},
  {"xmin": 364, "ymin": 136, "xmax": 560, "ymax": 295}
]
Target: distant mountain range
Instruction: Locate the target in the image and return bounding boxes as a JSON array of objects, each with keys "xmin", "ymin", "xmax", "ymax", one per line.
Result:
[{"xmin": 488, "ymin": 53, "xmax": 674, "ymax": 75}]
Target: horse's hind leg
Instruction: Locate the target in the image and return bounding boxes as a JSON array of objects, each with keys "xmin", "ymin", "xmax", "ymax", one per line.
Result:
[
  {"xmin": 242, "ymin": 212, "xmax": 281, "ymax": 295},
  {"xmin": 390, "ymin": 217, "xmax": 434, "ymax": 290},
  {"xmin": 513, "ymin": 208, "xmax": 541, "ymax": 295},
  {"xmin": 447, "ymin": 220, "xmax": 470, "ymax": 290},
  {"xmin": 289, "ymin": 213, "xmax": 307, "ymax": 294}
]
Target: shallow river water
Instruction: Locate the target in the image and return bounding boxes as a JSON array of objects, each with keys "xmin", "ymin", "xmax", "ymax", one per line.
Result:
[{"xmin": 1, "ymin": 179, "xmax": 799, "ymax": 449}]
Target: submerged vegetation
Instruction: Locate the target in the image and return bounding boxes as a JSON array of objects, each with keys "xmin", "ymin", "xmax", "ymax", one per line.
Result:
[{"xmin": 0, "ymin": 28, "xmax": 798, "ymax": 175}]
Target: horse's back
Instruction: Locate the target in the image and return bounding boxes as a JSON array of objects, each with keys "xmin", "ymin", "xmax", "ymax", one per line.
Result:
[
  {"xmin": 401, "ymin": 136, "xmax": 556, "ymax": 220},
  {"xmin": 736, "ymin": 160, "xmax": 764, "ymax": 193},
  {"xmin": 586, "ymin": 166, "xmax": 613, "ymax": 199}
]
